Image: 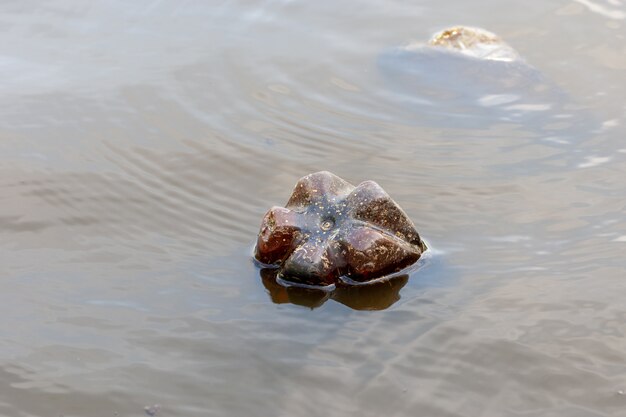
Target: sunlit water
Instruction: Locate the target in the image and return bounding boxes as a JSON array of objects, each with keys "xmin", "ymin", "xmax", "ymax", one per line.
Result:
[{"xmin": 1, "ymin": 1, "xmax": 625, "ymax": 416}]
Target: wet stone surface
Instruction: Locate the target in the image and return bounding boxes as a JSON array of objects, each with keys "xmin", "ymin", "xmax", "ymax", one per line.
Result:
[
  {"xmin": 254, "ymin": 171, "xmax": 426, "ymax": 287},
  {"xmin": 423, "ymin": 26, "xmax": 521, "ymax": 62}
]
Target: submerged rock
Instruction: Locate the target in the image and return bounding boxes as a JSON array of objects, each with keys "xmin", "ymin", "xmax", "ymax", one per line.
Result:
[
  {"xmin": 254, "ymin": 171, "xmax": 426, "ymax": 287},
  {"xmin": 378, "ymin": 26, "xmax": 594, "ymax": 138},
  {"xmin": 379, "ymin": 26, "xmax": 548, "ymax": 118}
]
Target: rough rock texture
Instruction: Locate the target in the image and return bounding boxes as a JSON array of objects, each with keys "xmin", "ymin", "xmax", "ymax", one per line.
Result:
[
  {"xmin": 403, "ymin": 26, "xmax": 524, "ymax": 63},
  {"xmin": 406, "ymin": 26, "xmax": 521, "ymax": 62},
  {"xmin": 254, "ymin": 171, "xmax": 426, "ymax": 286}
]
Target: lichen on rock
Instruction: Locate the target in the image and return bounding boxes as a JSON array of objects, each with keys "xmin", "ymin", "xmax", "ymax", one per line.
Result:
[{"xmin": 406, "ymin": 26, "xmax": 521, "ymax": 62}]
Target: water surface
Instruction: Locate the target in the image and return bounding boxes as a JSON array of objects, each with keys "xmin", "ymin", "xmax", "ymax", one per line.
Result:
[{"xmin": 1, "ymin": 1, "xmax": 626, "ymax": 416}]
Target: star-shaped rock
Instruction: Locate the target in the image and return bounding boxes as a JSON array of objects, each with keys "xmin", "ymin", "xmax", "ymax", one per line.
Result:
[{"xmin": 254, "ymin": 171, "xmax": 426, "ymax": 286}]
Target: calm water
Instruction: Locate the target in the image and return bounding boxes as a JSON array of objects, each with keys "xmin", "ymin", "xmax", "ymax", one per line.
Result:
[{"xmin": 1, "ymin": 1, "xmax": 626, "ymax": 416}]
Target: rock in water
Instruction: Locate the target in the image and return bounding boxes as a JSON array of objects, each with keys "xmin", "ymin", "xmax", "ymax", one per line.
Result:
[
  {"xmin": 424, "ymin": 26, "xmax": 520, "ymax": 62},
  {"xmin": 378, "ymin": 26, "xmax": 594, "ymax": 139},
  {"xmin": 254, "ymin": 171, "xmax": 426, "ymax": 286}
]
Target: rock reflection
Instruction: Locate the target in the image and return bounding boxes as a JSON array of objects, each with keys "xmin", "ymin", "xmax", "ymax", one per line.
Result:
[{"xmin": 260, "ymin": 269, "xmax": 408, "ymax": 310}]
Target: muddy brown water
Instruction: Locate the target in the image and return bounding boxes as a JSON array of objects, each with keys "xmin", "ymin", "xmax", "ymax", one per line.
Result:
[{"xmin": 1, "ymin": 1, "xmax": 626, "ymax": 416}]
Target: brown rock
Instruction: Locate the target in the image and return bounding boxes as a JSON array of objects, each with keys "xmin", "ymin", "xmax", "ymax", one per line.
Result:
[{"xmin": 254, "ymin": 171, "xmax": 426, "ymax": 286}]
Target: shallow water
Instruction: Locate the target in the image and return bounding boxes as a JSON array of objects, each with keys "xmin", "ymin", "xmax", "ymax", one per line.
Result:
[{"xmin": 1, "ymin": 1, "xmax": 626, "ymax": 416}]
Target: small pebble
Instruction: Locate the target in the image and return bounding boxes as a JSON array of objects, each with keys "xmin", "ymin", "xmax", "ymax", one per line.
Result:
[
  {"xmin": 618, "ymin": 389, "xmax": 625, "ymax": 395},
  {"xmin": 144, "ymin": 404, "xmax": 161, "ymax": 416}
]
